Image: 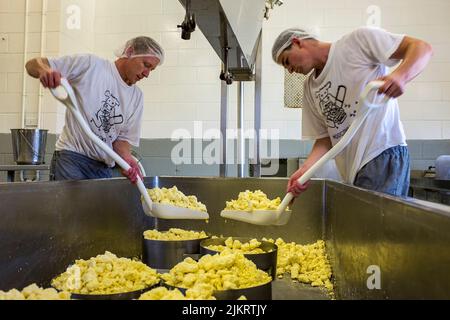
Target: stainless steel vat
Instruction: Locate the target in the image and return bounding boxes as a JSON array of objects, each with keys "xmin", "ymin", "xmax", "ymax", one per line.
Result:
[
  {"xmin": 0, "ymin": 177, "xmax": 449, "ymax": 299},
  {"xmin": 69, "ymin": 285, "xmax": 158, "ymax": 300},
  {"xmin": 165, "ymin": 281, "xmax": 272, "ymax": 300}
]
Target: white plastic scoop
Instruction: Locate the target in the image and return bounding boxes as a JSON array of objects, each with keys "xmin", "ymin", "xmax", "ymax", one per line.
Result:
[
  {"xmin": 50, "ymin": 78, "xmax": 208, "ymax": 220},
  {"xmin": 221, "ymin": 81, "xmax": 390, "ymax": 226}
]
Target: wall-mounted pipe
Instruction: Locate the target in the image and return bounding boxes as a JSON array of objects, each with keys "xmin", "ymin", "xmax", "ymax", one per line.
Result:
[
  {"xmin": 220, "ymin": 74, "xmax": 228, "ymax": 177},
  {"xmin": 251, "ymin": 34, "xmax": 262, "ymax": 177},
  {"xmin": 37, "ymin": 0, "xmax": 48, "ymax": 129},
  {"xmin": 21, "ymin": 0, "xmax": 30, "ymax": 129},
  {"xmin": 237, "ymin": 81, "xmax": 245, "ymax": 177}
]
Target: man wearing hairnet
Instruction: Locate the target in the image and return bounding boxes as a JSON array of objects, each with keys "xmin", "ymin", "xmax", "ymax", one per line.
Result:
[
  {"xmin": 272, "ymin": 27, "xmax": 433, "ymax": 197},
  {"xmin": 25, "ymin": 36, "xmax": 164, "ymax": 183}
]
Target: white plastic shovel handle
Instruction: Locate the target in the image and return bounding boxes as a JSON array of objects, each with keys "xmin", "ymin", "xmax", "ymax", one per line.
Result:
[
  {"xmin": 277, "ymin": 81, "xmax": 389, "ymax": 215},
  {"xmin": 359, "ymin": 80, "xmax": 390, "ymax": 109},
  {"xmin": 49, "ymin": 78, "xmax": 154, "ymax": 213}
]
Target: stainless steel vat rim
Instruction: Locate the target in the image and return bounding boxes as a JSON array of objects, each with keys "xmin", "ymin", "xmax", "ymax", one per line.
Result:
[
  {"xmin": 2, "ymin": 176, "xmax": 450, "ymax": 216},
  {"xmin": 324, "ymin": 179, "xmax": 450, "ymax": 217},
  {"xmin": 10, "ymin": 128, "xmax": 49, "ymax": 131}
]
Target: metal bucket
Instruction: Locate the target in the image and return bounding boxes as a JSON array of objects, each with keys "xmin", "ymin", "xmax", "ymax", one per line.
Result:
[
  {"xmin": 69, "ymin": 284, "xmax": 160, "ymax": 300},
  {"xmin": 200, "ymin": 237, "xmax": 278, "ymax": 280},
  {"xmin": 10, "ymin": 129, "xmax": 48, "ymax": 165},
  {"xmin": 165, "ymin": 281, "xmax": 272, "ymax": 300},
  {"xmin": 436, "ymin": 155, "xmax": 450, "ymax": 180},
  {"xmin": 142, "ymin": 232, "xmax": 210, "ymax": 270}
]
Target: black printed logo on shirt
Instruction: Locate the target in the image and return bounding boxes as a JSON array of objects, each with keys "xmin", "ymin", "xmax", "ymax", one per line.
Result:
[
  {"xmin": 315, "ymin": 82, "xmax": 349, "ymax": 130},
  {"xmin": 90, "ymin": 90, "xmax": 124, "ymax": 136},
  {"xmin": 333, "ymin": 126, "xmax": 349, "ymax": 140}
]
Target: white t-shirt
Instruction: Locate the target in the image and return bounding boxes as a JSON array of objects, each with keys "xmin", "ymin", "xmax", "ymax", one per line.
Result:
[
  {"xmin": 49, "ymin": 54, "xmax": 144, "ymax": 167},
  {"xmin": 302, "ymin": 27, "xmax": 407, "ymax": 183}
]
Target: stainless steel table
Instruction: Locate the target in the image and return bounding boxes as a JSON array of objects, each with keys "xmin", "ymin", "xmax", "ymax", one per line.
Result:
[
  {"xmin": 0, "ymin": 164, "xmax": 50, "ymax": 182},
  {"xmin": 409, "ymin": 177, "xmax": 450, "ymax": 205}
]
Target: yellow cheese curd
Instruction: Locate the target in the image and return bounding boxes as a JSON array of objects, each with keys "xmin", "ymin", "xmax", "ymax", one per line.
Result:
[
  {"xmin": 139, "ymin": 287, "xmax": 188, "ymax": 300},
  {"xmin": 224, "ymin": 190, "xmax": 281, "ymax": 211},
  {"xmin": 138, "ymin": 287, "xmax": 247, "ymax": 300},
  {"xmin": 0, "ymin": 284, "xmax": 70, "ymax": 300},
  {"xmin": 144, "ymin": 228, "xmax": 208, "ymax": 241},
  {"xmin": 206, "ymin": 237, "xmax": 266, "ymax": 254},
  {"xmin": 263, "ymin": 238, "xmax": 334, "ymax": 293},
  {"xmin": 52, "ymin": 251, "xmax": 160, "ymax": 295},
  {"xmin": 138, "ymin": 286, "xmax": 215, "ymax": 300},
  {"xmin": 161, "ymin": 251, "xmax": 271, "ymax": 293},
  {"xmin": 147, "ymin": 186, "xmax": 207, "ymax": 212}
]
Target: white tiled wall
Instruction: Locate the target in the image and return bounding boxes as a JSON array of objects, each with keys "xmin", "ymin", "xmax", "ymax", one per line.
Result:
[
  {"xmin": 0, "ymin": 0, "xmax": 60, "ymax": 133},
  {"xmin": 262, "ymin": 0, "xmax": 450, "ymax": 140},
  {"xmin": 41, "ymin": 0, "xmax": 97, "ymax": 133},
  {"xmin": 1, "ymin": 0, "xmax": 449, "ymax": 140}
]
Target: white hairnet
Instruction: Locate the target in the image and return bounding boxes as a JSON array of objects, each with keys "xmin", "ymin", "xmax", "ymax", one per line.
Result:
[
  {"xmin": 115, "ymin": 36, "xmax": 165, "ymax": 66},
  {"xmin": 272, "ymin": 28, "xmax": 317, "ymax": 64}
]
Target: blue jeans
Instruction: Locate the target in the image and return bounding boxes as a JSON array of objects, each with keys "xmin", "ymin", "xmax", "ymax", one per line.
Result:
[
  {"xmin": 50, "ymin": 150, "xmax": 112, "ymax": 181},
  {"xmin": 354, "ymin": 145, "xmax": 410, "ymax": 197}
]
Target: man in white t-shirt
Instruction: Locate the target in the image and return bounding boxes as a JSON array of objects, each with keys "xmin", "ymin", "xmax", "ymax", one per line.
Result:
[
  {"xmin": 25, "ymin": 36, "xmax": 164, "ymax": 183},
  {"xmin": 272, "ymin": 27, "xmax": 433, "ymax": 197}
]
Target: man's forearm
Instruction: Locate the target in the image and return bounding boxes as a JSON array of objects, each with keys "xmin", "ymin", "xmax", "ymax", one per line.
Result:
[
  {"xmin": 113, "ymin": 140, "xmax": 142, "ymax": 182},
  {"xmin": 25, "ymin": 57, "xmax": 51, "ymax": 78},
  {"xmin": 301, "ymin": 137, "xmax": 332, "ymax": 173},
  {"xmin": 391, "ymin": 37, "xmax": 433, "ymax": 84},
  {"xmin": 112, "ymin": 140, "xmax": 132, "ymax": 161}
]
